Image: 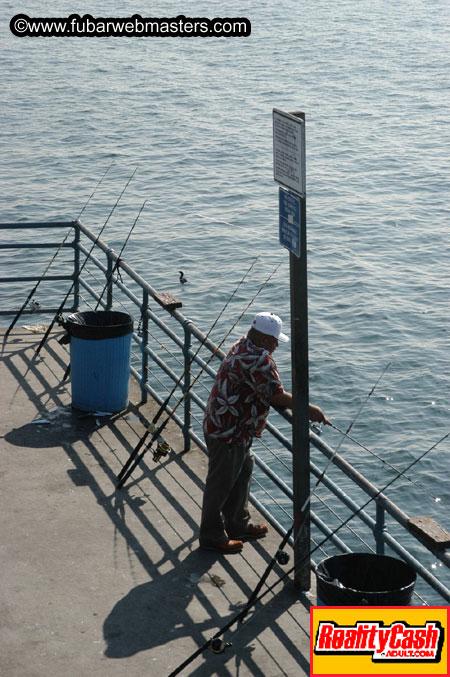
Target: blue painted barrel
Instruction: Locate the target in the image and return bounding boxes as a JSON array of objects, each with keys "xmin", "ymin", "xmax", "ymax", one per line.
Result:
[
  {"xmin": 65, "ymin": 311, "xmax": 133, "ymax": 413},
  {"xmin": 315, "ymin": 553, "xmax": 416, "ymax": 606}
]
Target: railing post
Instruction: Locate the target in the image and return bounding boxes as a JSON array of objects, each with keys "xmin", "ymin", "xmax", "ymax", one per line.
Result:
[
  {"xmin": 140, "ymin": 290, "xmax": 149, "ymax": 403},
  {"xmin": 182, "ymin": 320, "xmax": 192, "ymax": 452},
  {"xmin": 73, "ymin": 221, "xmax": 80, "ymax": 311},
  {"xmin": 374, "ymin": 501, "xmax": 386, "ymax": 554}
]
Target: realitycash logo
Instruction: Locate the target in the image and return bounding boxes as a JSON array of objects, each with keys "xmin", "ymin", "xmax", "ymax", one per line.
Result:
[
  {"xmin": 311, "ymin": 607, "xmax": 449, "ymax": 676},
  {"xmin": 314, "ymin": 620, "xmax": 444, "ymax": 662}
]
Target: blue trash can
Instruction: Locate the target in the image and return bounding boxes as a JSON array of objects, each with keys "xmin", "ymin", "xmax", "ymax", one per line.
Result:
[
  {"xmin": 315, "ymin": 553, "xmax": 416, "ymax": 606},
  {"xmin": 65, "ymin": 310, "xmax": 133, "ymax": 413}
]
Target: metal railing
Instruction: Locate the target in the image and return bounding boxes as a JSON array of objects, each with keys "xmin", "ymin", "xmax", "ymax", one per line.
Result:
[{"xmin": 1, "ymin": 219, "xmax": 449, "ymax": 606}]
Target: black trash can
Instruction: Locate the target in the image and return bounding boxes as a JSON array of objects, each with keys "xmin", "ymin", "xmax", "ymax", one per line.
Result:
[
  {"xmin": 65, "ymin": 310, "xmax": 134, "ymax": 413},
  {"xmin": 315, "ymin": 553, "xmax": 416, "ymax": 606}
]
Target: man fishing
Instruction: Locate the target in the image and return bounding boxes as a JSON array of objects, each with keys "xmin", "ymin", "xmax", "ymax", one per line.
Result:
[{"xmin": 199, "ymin": 311, "xmax": 330, "ymax": 553}]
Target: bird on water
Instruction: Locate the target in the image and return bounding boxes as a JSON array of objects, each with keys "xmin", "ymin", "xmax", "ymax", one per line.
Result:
[{"xmin": 179, "ymin": 270, "xmax": 188, "ymax": 284}]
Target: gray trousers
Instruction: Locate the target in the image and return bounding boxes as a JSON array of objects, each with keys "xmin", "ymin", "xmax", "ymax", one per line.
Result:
[{"xmin": 199, "ymin": 434, "xmax": 254, "ymax": 545}]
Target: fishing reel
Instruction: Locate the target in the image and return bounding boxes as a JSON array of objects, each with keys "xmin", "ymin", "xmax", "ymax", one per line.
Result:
[
  {"xmin": 137, "ymin": 316, "xmax": 143, "ymax": 337},
  {"xmin": 275, "ymin": 549, "xmax": 290, "ymax": 566},
  {"xmin": 153, "ymin": 440, "xmax": 170, "ymax": 463},
  {"xmin": 209, "ymin": 638, "xmax": 231, "ymax": 654},
  {"xmin": 57, "ymin": 314, "xmax": 71, "ymax": 345},
  {"xmin": 55, "ymin": 312, "xmax": 66, "ymax": 326}
]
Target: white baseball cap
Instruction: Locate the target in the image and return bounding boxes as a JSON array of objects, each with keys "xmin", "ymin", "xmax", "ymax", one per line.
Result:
[{"xmin": 251, "ymin": 312, "xmax": 289, "ymax": 342}]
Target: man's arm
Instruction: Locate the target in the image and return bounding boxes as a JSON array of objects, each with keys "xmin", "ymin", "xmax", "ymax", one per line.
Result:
[
  {"xmin": 269, "ymin": 390, "xmax": 293, "ymax": 409},
  {"xmin": 269, "ymin": 390, "xmax": 330, "ymax": 424}
]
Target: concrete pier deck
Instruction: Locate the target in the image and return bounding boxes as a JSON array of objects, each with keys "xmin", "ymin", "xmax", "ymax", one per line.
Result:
[{"xmin": 0, "ymin": 327, "xmax": 313, "ymax": 677}]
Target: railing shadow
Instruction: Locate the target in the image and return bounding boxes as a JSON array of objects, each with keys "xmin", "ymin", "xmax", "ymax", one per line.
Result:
[{"xmin": 2, "ymin": 328, "xmax": 311, "ymax": 676}]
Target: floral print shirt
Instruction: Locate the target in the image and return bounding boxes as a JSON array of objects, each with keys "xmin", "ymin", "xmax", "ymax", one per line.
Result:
[{"xmin": 203, "ymin": 336, "xmax": 284, "ymax": 444}]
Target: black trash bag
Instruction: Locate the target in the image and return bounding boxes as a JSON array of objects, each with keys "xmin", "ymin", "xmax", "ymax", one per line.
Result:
[
  {"xmin": 64, "ymin": 311, "xmax": 133, "ymax": 341},
  {"xmin": 315, "ymin": 553, "xmax": 416, "ymax": 606}
]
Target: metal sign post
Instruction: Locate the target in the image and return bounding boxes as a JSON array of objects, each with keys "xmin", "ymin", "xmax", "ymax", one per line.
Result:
[{"xmin": 273, "ymin": 108, "xmax": 310, "ymax": 590}]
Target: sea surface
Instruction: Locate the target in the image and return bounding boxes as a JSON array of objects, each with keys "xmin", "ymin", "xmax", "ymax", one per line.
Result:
[{"xmin": 1, "ymin": 0, "xmax": 449, "ymax": 600}]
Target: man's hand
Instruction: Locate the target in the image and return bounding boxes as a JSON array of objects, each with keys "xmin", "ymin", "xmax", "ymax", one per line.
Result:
[
  {"xmin": 309, "ymin": 404, "xmax": 331, "ymax": 425},
  {"xmin": 270, "ymin": 392, "xmax": 331, "ymax": 425}
]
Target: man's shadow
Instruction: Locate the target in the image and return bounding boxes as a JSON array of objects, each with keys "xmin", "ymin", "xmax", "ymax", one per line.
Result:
[{"xmin": 103, "ymin": 548, "xmax": 239, "ymax": 659}]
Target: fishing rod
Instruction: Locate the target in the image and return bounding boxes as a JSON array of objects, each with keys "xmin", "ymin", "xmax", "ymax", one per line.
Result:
[
  {"xmin": 94, "ymin": 200, "xmax": 147, "ymax": 312},
  {"xmin": 238, "ymin": 362, "xmax": 391, "ymax": 623},
  {"xmin": 61, "ymin": 199, "xmax": 147, "ymax": 381},
  {"xmin": 116, "ymin": 257, "xmax": 276, "ymax": 486},
  {"xmin": 116, "ymin": 260, "xmax": 281, "ymax": 489},
  {"xmin": 254, "ymin": 429, "xmax": 450, "ymax": 608},
  {"xmin": 329, "ymin": 421, "xmax": 442, "ymax": 504},
  {"xmin": 34, "ymin": 167, "xmax": 137, "ymax": 357},
  {"xmin": 168, "ymin": 429, "xmax": 449, "ymax": 677},
  {"xmin": 77, "ymin": 161, "xmax": 116, "ymax": 221},
  {"xmin": 167, "ymin": 365, "xmax": 389, "ymax": 675},
  {"xmin": 220, "ymin": 432, "xmax": 450, "ymax": 639},
  {"xmin": 4, "ymin": 161, "xmax": 115, "ymax": 341},
  {"xmin": 115, "ymin": 256, "xmax": 261, "ymax": 486}
]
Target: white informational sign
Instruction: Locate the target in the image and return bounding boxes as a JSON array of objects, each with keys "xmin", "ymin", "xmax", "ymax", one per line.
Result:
[{"xmin": 273, "ymin": 108, "xmax": 305, "ymax": 197}]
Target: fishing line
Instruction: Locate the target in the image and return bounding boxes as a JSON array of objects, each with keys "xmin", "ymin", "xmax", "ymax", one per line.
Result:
[
  {"xmin": 171, "ymin": 356, "xmax": 391, "ymax": 675},
  {"xmin": 168, "ymin": 430, "xmax": 449, "ymax": 676},
  {"xmin": 171, "ymin": 370, "xmax": 391, "ymax": 673},
  {"xmin": 256, "ymin": 436, "xmax": 293, "ymax": 474},
  {"xmin": 329, "ymin": 422, "xmax": 443, "ymax": 505},
  {"xmin": 34, "ymin": 167, "xmax": 137, "ymax": 357},
  {"xmin": 116, "ymin": 256, "xmax": 273, "ymax": 487},
  {"xmin": 3, "ymin": 161, "xmax": 115, "ymax": 341},
  {"xmin": 313, "ymin": 491, "xmax": 373, "ymax": 551},
  {"xmin": 251, "ymin": 429, "xmax": 450, "ymax": 606},
  {"xmin": 115, "ymin": 256, "xmax": 261, "ymax": 485},
  {"xmin": 76, "ymin": 160, "xmax": 116, "ymax": 221},
  {"xmin": 331, "ymin": 363, "xmax": 392, "ymax": 457},
  {"xmin": 251, "ymin": 475, "xmax": 292, "ymax": 521},
  {"xmin": 94, "ymin": 199, "xmax": 147, "ymax": 311},
  {"xmin": 239, "ymin": 363, "xmax": 391, "ymax": 623},
  {"xmin": 116, "ymin": 260, "xmax": 281, "ymax": 488},
  {"xmin": 61, "ymin": 200, "xmax": 146, "ymax": 381}
]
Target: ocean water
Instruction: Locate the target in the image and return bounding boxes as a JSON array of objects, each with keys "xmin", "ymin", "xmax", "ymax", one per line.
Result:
[{"xmin": 1, "ymin": 1, "xmax": 449, "ymax": 595}]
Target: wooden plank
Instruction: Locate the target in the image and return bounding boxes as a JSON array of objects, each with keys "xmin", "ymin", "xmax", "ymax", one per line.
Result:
[
  {"xmin": 154, "ymin": 291, "xmax": 182, "ymax": 311},
  {"xmin": 407, "ymin": 516, "xmax": 450, "ymax": 549}
]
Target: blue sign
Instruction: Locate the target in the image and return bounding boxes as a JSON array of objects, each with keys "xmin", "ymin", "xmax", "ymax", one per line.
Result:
[{"xmin": 279, "ymin": 187, "xmax": 301, "ymax": 258}]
